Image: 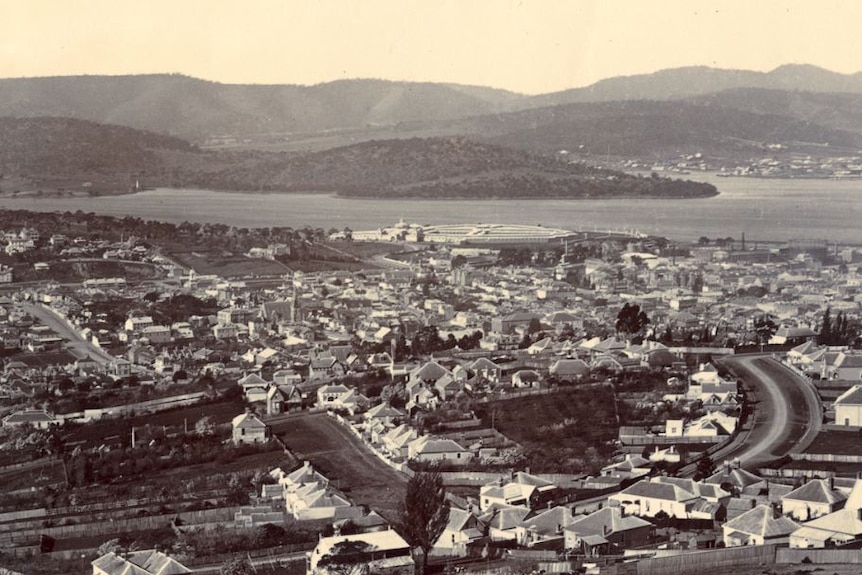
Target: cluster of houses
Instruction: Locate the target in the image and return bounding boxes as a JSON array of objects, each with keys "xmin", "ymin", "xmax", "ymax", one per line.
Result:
[{"xmin": 2, "ymin": 222, "xmax": 862, "ymax": 575}]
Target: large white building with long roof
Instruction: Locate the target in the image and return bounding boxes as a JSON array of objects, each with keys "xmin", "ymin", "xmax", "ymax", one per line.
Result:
[{"xmin": 345, "ymin": 220, "xmax": 575, "ymax": 244}]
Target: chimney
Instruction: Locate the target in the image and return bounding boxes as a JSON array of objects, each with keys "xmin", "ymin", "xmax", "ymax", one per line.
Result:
[{"xmin": 828, "ymin": 477, "xmax": 835, "ymax": 491}]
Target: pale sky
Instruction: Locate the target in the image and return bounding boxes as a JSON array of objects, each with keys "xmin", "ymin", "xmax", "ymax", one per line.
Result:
[{"xmin": 1, "ymin": 0, "xmax": 860, "ymax": 94}]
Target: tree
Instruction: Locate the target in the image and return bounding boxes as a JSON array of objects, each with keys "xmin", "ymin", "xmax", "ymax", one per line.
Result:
[
  {"xmin": 450, "ymin": 254, "xmax": 467, "ymax": 269},
  {"xmin": 753, "ymin": 315, "xmax": 777, "ymax": 347},
  {"xmin": 317, "ymin": 540, "xmax": 375, "ymax": 575},
  {"xmin": 615, "ymin": 303, "xmax": 649, "ymax": 338},
  {"xmin": 694, "ymin": 454, "xmax": 716, "ymax": 481},
  {"xmin": 818, "ymin": 307, "xmax": 832, "ymax": 345},
  {"xmin": 195, "ymin": 416, "xmax": 215, "ymax": 436},
  {"xmin": 397, "ymin": 470, "xmax": 450, "ymax": 575}
]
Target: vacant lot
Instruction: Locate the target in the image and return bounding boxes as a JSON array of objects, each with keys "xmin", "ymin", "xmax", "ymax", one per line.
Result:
[
  {"xmin": 270, "ymin": 412, "xmax": 408, "ymax": 520},
  {"xmin": 803, "ymin": 429, "xmax": 862, "ymax": 456},
  {"xmin": 62, "ymin": 397, "xmax": 248, "ymax": 450},
  {"xmin": 474, "ymin": 385, "xmax": 619, "ymax": 474}
]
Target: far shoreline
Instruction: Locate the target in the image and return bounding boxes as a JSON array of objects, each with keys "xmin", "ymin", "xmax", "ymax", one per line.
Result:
[{"xmin": 0, "ymin": 186, "xmax": 721, "ymax": 202}]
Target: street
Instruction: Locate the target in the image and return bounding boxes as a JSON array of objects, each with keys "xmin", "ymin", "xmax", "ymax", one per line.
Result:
[{"xmin": 713, "ymin": 355, "xmax": 822, "ymax": 469}]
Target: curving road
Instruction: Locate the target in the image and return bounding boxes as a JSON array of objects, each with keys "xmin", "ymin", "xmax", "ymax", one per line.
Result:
[
  {"xmin": 20, "ymin": 303, "xmax": 116, "ymax": 364},
  {"xmin": 712, "ymin": 355, "xmax": 822, "ymax": 470}
]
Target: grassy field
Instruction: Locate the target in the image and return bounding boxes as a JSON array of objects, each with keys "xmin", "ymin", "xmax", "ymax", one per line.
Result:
[
  {"xmin": 9, "ymin": 259, "xmax": 160, "ymax": 283},
  {"xmin": 62, "ymin": 397, "xmax": 248, "ymax": 450},
  {"xmin": 169, "ymin": 248, "xmax": 290, "ymax": 277},
  {"xmin": 269, "ymin": 412, "xmax": 408, "ymax": 520},
  {"xmin": 474, "ymin": 385, "xmax": 619, "ymax": 474}
]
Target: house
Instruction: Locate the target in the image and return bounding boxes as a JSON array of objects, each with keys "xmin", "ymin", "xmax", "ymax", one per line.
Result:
[
  {"xmin": 272, "ymin": 384, "xmax": 303, "ymax": 414},
  {"xmin": 518, "ymin": 506, "xmax": 573, "ymax": 548},
  {"xmin": 140, "ymin": 325, "xmax": 172, "ymax": 344},
  {"xmin": 600, "ymin": 454, "xmax": 652, "ymax": 480},
  {"xmin": 408, "ymin": 436, "xmax": 473, "ymax": 465},
  {"xmin": 307, "ymin": 529, "xmax": 414, "ymax": 575},
  {"xmin": 289, "ymin": 484, "xmax": 355, "ymax": 521},
  {"xmin": 2, "ymin": 409, "xmax": 56, "ymax": 429},
  {"xmin": 722, "ymin": 504, "xmax": 800, "ymax": 547},
  {"xmin": 608, "ymin": 478, "xmax": 700, "ymax": 519},
  {"xmin": 213, "ymin": 323, "xmax": 239, "ymax": 339},
  {"xmin": 469, "ymin": 357, "xmax": 502, "ymax": 383},
  {"xmin": 789, "ymin": 479, "xmax": 862, "ymax": 548},
  {"xmin": 124, "ymin": 316, "xmax": 154, "ymax": 332},
  {"xmin": 231, "ymin": 410, "xmax": 269, "ymax": 444},
  {"xmin": 380, "ymin": 424, "xmax": 418, "ymax": 459},
  {"xmin": 479, "ymin": 472, "xmax": 560, "ymax": 512},
  {"xmin": 512, "ymin": 369, "xmax": 542, "ymax": 388},
  {"xmin": 317, "ymin": 384, "xmax": 353, "ymax": 409},
  {"xmin": 309, "ymin": 356, "xmax": 346, "ymax": 381},
  {"xmin": 432, "ymin": 507, "xmax": 485, "ymax": 557},
  {"xmin": 92, "ymin": 549, "xmax": 191, "ymax": 575},
  {"xmin": 364, "ymin": 403, "xmax": 405, "ymax": 426},
  {"xmin": 704, "ymin": 465, "xmax": 766, "ymax": 496},
  {"xmin": 486, "ymin": 506, "xmax": 531, "ymax": 542},
  {"xmin": 549, "ymin": 358, "xmax": 591, "ymax": 382},
  {"xmin": 565, "ymin": 507, "xmax": 653, "ymax": 555},
  {"xmin": 782, "ymin": 479, "xmax": 848, "ymax": 521},
  {"xmin": 834, "ymin": 385, "xmax": 862, "ymax": 426},
  {"xmin": 769, "ymin": 326, "xmax": 817, "ymax": 346},
  {"xmin": 826, "ymin": 352, "xmax": 862, "ymax": 381}
]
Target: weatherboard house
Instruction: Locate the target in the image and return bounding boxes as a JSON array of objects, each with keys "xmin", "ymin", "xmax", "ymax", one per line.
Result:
[{"xmin": 231, "ymin": 409, "xmax": 269, "ymax": 444}]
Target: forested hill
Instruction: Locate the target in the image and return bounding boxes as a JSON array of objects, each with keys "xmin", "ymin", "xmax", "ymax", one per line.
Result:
[
  {"xmin": 0, "ymin": 118, "xmax": 716, "ymax": 200},
  {"xmin": 192, "ymin": 137, "xmax": 718, "ymax": 199}
]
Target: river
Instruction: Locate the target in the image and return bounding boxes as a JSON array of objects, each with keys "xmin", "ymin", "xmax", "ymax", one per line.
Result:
[{"xmin": 1, "ymin": 174, "xmax": 859, "ymax": 243}]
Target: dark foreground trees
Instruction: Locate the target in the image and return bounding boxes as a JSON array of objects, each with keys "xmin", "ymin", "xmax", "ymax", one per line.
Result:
[{"xmin": 396, "ymin": 470, "xmax": 450, "ymax": 575}]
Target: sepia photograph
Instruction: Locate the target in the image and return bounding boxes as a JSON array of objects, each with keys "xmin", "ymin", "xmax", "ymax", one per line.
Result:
[{"xmin": 0, "ymin": 2, "xmax": 861, "ymax": 574}]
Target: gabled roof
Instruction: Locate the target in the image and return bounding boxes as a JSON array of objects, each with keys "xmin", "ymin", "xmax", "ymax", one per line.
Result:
[
  {"xmin": 231, "ymin": 411, "xmax": 267, "ymax": 430},
  {"xmin": 835, "ymin": 385, "xmax": 862, "ymax": 406},
  {"xmin": 92, "ymin": 549, "xmax": 191, "ymax": 575},
  {"xmin": 835, "ymin": 353, "xmax": 862, "ymax": 369}
]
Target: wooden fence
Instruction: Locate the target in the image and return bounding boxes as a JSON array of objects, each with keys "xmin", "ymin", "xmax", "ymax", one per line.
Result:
[
  {"xmin": 777, "ymin": 548, "xmax": 862, "ymax": 564},
  {"xmin": 635, "ymin": 545, "xmax": 777, "ymax": 575},
  {"xmin": 0, "ymin": 506, "xmax": 239, "ymax": 547}
]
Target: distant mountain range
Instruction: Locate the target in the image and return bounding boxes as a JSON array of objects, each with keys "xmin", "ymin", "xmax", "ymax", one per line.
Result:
[
  {"xmin": 2, "ymin": 64, "xmax": 862, "ymax": 145},
  {"xmin": 2, "ymin": 64, "xmax": 862, "ymax": 198}
]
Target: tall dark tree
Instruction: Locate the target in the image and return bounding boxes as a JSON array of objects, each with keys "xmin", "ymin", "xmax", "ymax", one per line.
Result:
[
  {"xmin": 753, "ymin": 315, "xmax": 777, "ymax": 347},
  {"xmin": 818, "ymin": 307, "xmax": 832, "ymax": 345},
  {"xmin": 615, "ymin": 303, "xmax": 650, "ymax": 338},
  {"xmin": 397, "ymin": 471, "xmax": 450, "ymax": 575}
]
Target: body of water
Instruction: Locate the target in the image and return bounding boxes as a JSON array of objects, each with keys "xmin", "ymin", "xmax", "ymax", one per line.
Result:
[{"xmin": 2, "ymin": 174, "xmax": 860, "ymax": 243}]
